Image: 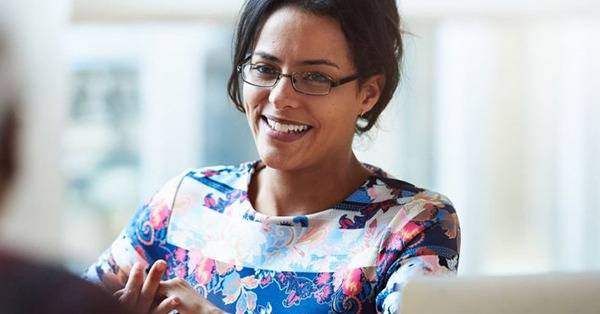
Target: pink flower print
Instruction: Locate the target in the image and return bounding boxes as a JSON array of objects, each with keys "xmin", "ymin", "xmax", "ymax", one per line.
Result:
[
  {"xmin": 367, "ymin": 186, "xmax": 378, "ymax": 201},
  {"xmin": 174, "ymin": 265, "xmax": 186, "ymax": 279},
  {"xmin": 202, "ymin": 169, "xmax": 219, "ymax": 177},
  {"xmin": 215, "ymin": 260, "xmax": 234, "ymax": 276},
  {"xmin": 194, "ymin": 257, "xmax": 215, "ymax": 285},
  {"xmin": 238, "ymin": 192, "xmax": 249, "ymax": 203},
  {"xmin": 296, "ymin": 224, "xmax": 328, "ymax": 246},
  {"xmin": 174, "ymin": 247, "xmax": 187, "ymax": 263},
  {"xmin": 339, "ymin": 217, "xmax": 354, "ymax": 229},
  {"xmin": 362, "ymin": 219, "xmax": 378, "ymax": 243},
  {"xmin": 222, "ymin": 272, "xmax": 242, "ymax": 305},
  {"xmin": 387, "ymin": 233, "xmax": 404, "ymax": 250},
  {"xmin": 342, "ymin": 268, "xmax": 363, "ymax": 296},
  {"xmin": 235, "ymin": 290, "xmax": 258, "ymax": 314},
  {"xmin": 134, "ymin": 246, "xmax": 146, "ymax": 259},
  {"xmin": 285, "ymin": 290, "xmax": 301, "ymax": 308},
  {"xmin": 276, "ymin": 272, "xmax": 288, "ymax": 284},
  {"xmin": 150, "ymin": 204, "xmax": 170, "ymax": 229},
  {"xmin": 260, "ymin": 274, "xmax": 272, "ymax": 286},
  {"xmin": 315, "ymin": 272, "xmax": 332, "ymax": 286},
  {"xmin": 399, "ymin": 222, "xmax": 422, "ymax": 243},
  {"xmin": 315, "ymin": 284, "xmax": 332, "ymax": 303},
  {"xmin": 367, "ymin": 185, "xmax": 395, "ymax": 202},
  {"xmin": 204, "ymin": 195, "xmax": 217, "ymax": 208},
  {"xmin": 241, "ymin": 276, "xmax": 259, "ymax": 290},
  {"xmin": 379, "ymin": 229, "xmax": 409, "ymax": 253},
  {"xmin": 246, "ymin": 291, "xmax": 257, "ymax": 312}
]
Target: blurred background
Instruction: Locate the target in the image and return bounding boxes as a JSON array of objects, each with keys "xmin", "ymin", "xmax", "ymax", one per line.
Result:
[{"xmin": 0, "ymin": 0, "xmax": 599, "ymax": 275}]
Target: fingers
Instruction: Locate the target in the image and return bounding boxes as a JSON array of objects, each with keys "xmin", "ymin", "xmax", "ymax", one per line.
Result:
[
  {"xmin": 113, "ymin": 288, "xmax": 125, "ymax": 299},
  {"xmin": 139, "ymin": 260, "xmax": 167, "ymax": 313},
  {"xmin": 157, "ymin": 277, "xmax": 190, "ymax": 297},
  {"xmin": 158, "ymin": 278, "xmax": 216, "ymax": 314},
  {"xmin": 120, "ymin": 262, "xmax": 145, "ymax": 309},
  {"xmin": 151, "ymin": 296, "xmax": 180, "ymax": 314}
]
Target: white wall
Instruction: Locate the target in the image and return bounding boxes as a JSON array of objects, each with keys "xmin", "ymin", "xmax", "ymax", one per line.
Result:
[{"xmin": 360, "ymin": 17, "xmax": 600, "ymax": 275}]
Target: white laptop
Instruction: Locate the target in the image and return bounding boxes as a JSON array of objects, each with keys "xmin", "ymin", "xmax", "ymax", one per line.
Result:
[{"xmin": 400, "ymin": 272, "xmax": 600, "ymax": 314}]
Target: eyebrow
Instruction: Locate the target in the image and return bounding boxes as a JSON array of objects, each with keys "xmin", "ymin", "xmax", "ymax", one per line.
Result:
[{"xmin": 252, "ymin": 51, "xmax": 340, "ymax": 69}]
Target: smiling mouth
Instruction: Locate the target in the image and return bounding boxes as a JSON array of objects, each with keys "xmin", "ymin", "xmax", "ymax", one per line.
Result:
[{"xmin": 261, "ymin": 115, "xmax": 313, "ymax": 134}]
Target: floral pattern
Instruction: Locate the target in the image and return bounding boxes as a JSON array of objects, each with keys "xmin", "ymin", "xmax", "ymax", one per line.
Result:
[{"xmin": 85, "ymin": 161, "xmax": 460, "ymax": 313}]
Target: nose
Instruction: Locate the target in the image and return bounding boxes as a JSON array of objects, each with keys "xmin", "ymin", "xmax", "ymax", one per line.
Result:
[{"xmin": 268, "ymin": 74, "xmax": 301, "ymax": 110}]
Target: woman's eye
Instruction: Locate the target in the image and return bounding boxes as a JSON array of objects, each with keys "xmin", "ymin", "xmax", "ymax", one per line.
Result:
[
  {"xmin": 252, "ymin": 64, "xmax": 277, "ymax": 75},
  {"xmin": 303, "ymin": 72, "xmax": 330, "ymax": 83}
]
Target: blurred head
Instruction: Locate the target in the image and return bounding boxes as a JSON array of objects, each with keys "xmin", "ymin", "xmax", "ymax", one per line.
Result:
[
  {"xmin": 227, "ymin": 0, "xmax": 403, "ymax": 171},
  {"xmin": 0, "ymin": 28, "xmax": 18, "ymax": 207}
]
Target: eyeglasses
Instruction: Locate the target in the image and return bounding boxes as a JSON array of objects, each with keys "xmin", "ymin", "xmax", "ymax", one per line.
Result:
[{"xmin": 237, "ymin": 62, "xmax": 359, "ymax": 96}]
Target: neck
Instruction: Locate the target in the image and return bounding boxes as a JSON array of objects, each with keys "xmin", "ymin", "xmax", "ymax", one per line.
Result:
[{"xmin": 249, "ymin": 152, "xmax": 371, "ymax": 216}]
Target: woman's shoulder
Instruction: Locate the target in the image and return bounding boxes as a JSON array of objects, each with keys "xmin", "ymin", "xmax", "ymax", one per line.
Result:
[
  {"xmin": 182, "ymin": 161, "xmax": 255, "ymax": 191},
  {"xmin": 363, "ymin": 165, "xmax": 460, "ymax": 252},
  {"xmin": 362, "ymin": 163, "xmax": 457, "ymax": 219},
  {"xmin": 158, "ymin": 161, "xmax": 255, "ymax": 193}
]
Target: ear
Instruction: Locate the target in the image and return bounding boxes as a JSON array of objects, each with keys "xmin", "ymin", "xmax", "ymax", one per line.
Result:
[{"xmin": 357, "ymin": 74, "xmax": 385, "ymax": 116}]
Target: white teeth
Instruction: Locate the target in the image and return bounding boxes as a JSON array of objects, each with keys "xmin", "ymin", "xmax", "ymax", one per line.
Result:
[{"xmin": 266, "ymin": 117, "xmax": 309, "ymax": 133}]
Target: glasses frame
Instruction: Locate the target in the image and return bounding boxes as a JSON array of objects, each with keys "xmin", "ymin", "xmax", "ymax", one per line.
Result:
[{"xmin": 237, "ymin": 61, "xmax": 360, "ymax": 96}]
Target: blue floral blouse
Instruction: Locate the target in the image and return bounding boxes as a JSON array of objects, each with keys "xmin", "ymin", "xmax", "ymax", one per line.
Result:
[{"xmin": 85, "ymin": 161, "xmax": 460, "ymax": 313}]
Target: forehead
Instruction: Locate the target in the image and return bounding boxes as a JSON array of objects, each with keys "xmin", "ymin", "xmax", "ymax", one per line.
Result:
[{"xmin": 253, "ymin": 6, "xmax": 353, "ymax": 69}]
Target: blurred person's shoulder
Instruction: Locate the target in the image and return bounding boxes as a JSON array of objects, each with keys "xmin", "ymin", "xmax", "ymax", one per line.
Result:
[{"xmin": 0, "ymin": 250, "xmax": 131, "ymax": 314}]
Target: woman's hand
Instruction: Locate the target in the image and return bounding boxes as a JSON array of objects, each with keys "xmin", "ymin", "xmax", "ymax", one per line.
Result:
[
  {"xmin": 113, "ymin": 260, "xmax": 180, "ymax": 314},
  {"xmin": 158, "ymin": 278, "xmax": 226, "ymax": 314}
]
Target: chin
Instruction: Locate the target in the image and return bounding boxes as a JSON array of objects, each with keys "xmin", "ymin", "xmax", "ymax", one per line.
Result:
[
  {"xmin": 257, "ymin": 146, "xmax": 313, "ymax": 172},
  {"xmin": 259, "ymin": 151, "xmax": 296, "ymax": 171}
]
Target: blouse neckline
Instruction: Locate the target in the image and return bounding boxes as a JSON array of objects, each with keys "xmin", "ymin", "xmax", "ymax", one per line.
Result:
[{"xmin": 239, "ymin": 160, "xmax": 386, "ymax": 222}]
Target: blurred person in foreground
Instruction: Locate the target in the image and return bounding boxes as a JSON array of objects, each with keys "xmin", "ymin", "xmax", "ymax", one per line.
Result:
[
  {"xmin": 0, "ymin": 23, "xmax": 155, "ymax": 314},
  {"xmin": 86, "ymin": 0, "xmax": 461, "ymax": 313}
]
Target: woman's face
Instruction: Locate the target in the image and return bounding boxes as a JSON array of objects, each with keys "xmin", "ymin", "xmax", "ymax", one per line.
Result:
[{"xmin": 243, "ymin": 6, "xmax": 376, "ymax": 172}]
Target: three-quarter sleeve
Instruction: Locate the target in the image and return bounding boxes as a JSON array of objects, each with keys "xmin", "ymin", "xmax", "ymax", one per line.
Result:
[
  {"xmin": 83, "ymin": 172, "xmax": 186, "ymax": 292},
  {"xmin": 375, "ymin": 196, "xmax": 460, "ymax": 314}
]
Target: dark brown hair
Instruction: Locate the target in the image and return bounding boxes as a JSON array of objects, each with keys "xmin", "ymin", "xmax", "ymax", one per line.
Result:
[
  {"xmin": 0, "ymin": 31, "xmax": 17, "ymax": 188},
  {"xmin": 0, "ymin": 104, "xmax": 17, "ymax": 185},
  {"xmin": 227, "ymin": 0, "xmax": 403, "ymax": 134}
]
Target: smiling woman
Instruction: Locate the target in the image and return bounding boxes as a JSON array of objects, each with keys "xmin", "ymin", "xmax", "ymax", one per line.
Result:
[{"xmin": 85, "ymin": 1, "xmax": 460, "ymax": 313}]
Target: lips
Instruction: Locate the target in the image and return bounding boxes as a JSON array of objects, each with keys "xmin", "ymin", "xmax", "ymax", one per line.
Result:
[
  {"xmin": 259, "ymin": 114, "xmax": 313, "ymax": 143},
  {"xmin": 262, "ymin": 114, "xmax": 312, "ymax": 126},
  {"xmin": 261, "ymin": 115, "xmax": 313, "ymax": 134}
]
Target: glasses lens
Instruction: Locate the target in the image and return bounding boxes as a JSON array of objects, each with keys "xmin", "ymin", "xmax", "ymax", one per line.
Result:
[
  {"xmin": 241, "ymin": 64, "xmax": 278, "ymax": 87},
  {"xmin": 293, "ymin": 72, "xmax": 332, "ymax": 95}
]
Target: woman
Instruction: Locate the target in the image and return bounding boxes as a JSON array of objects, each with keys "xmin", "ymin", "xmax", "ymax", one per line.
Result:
[{"xmin": 86, "ymin": 1, "xmax": 460, "ymax": 313}]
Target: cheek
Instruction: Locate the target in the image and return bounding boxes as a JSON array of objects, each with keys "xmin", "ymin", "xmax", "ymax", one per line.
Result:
[
  {"xmin": 319, "ymin": 99, "xmax": 360, "ymax": 132},
  {"xmin": 242, "ymin": 85, "xmax": 268, "ymax": 111},
  {"xmin": 242, "ymin": 87, "xmax": 267, "ymax": 131}
]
